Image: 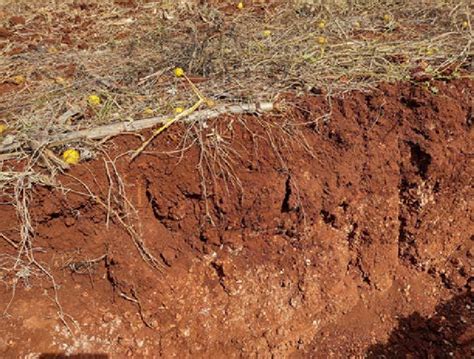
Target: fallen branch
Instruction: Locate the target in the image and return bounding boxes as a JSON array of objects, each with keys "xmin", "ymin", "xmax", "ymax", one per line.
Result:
[{"xmin": 0, "ymin": 102, "xmax": 274, "ymax": 154}]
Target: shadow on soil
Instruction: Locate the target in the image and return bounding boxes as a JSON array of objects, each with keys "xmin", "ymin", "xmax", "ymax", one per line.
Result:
[{"xmin": 366, "ymin": 292, "xmax": 473, "ymax": 358}]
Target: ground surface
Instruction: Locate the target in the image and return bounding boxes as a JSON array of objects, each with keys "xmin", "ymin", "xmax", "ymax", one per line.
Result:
[
  {"xmin": 0, "ymin": 78, "xmax": 473, "ymax": 357},
  {"xmin": 1, "ymin": 0, "xmax": 473, "ymax": 358}
]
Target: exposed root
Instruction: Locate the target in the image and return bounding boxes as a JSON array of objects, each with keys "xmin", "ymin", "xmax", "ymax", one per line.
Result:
[
  {"xmin": 62, "ymin": 167, "xmax": 165, "ymax": 273},
  {"xmin": 0, "ymin": 171, "xmax": 79, "ymax": 336}
]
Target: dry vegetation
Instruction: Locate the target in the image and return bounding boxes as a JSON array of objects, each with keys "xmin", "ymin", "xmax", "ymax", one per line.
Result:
[{"xmin": 0, "ymin": 0, "xmax": 472, "ymax": 164}]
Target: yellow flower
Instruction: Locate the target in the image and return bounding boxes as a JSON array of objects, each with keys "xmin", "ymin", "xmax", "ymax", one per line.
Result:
[
  {"xmin": 174, "ymin": 107, "xmax": 184, "ymax": 114},
  {"xmin": 55, "ymin": 77, "xmax": 66, "ymax": 85},
  {"xmin": 143, "ymin": 107, "xmax": 154, "ymax": 116},
  {"xmin": 0, "ymin": 124, "xmax": 7, "ymax": 136},
  {"xmin": 462, "ymin": 21, "xmax": 469, "ymax": 29},
  {"xmin": 62, "ymin": 149, "xmax": 80, "ymax": 165},
  {"xmin": 383, "ymin": 14, "xmax": 392, "ymax": 23},
  {"xmin": 262, "ymin": 30, "xmax": 272, "ymax": 37},
  {"xmin": 206, "ymin": 98, "xmax": 216, "ymax": 108},
  {"xmin": 317, "ymin": 36, "xmax": 327, "ymax": 45},
  {"xmin": 87, "ymin": 94, "xmax": 101, "ymax": 106},
  {"xmin": 173, "ymin": 67, "xmax": 185, "ymax": 77},
  {"xmin": 318, "ymin": 20, "xmax": 326, "ymax": 29},
  {"xmin": 237, "ymin": 2, "xmax": 244, "ymax": 10},
  {"xmin": 12, "ymin": 75, "xmax": 25, "ymax": 85}
]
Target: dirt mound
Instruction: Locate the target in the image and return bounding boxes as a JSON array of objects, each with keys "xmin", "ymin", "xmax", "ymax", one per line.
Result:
[{"xmin": 0, "ymin": 79, "xmax": 472, "ymax": 357}]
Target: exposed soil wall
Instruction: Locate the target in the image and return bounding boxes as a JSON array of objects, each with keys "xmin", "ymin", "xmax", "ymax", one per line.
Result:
[{"xmin": 0, "ymin": 79, "xmax": 472, "ymax": 357}]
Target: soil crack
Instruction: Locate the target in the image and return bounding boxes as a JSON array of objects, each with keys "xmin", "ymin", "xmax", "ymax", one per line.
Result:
[
  {"xmin": 407, "ymin": 141, "xmax": 432, "ymax": 180},
  {"xmin": 281, "ymin": 175, "xmax": 293, "ymax": 213}
]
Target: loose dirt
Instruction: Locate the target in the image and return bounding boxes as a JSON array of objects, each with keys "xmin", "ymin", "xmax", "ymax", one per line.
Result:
[{"xmin": 0, "ymin": 79, "xmax": 473, "ymax": 357}]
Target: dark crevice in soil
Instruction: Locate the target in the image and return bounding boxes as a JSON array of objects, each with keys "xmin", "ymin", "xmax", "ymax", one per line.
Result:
[
  {"xmin": 145, "ymin": 191, "xmax": 165, "ymax": 222},
  {"xmin": 397, "ymin": 215, "xmax": 410, "ymax": 259},
  {"xmin": 159, "ymin": 253, "xmax": 172, "ymax": 267},
  {"xmin": 407, "ymin": 141, "xmax": 432, "ymax": 180},
  {"xmin": 210, "ymin": 261, "xmax": 230, "ymax": 295},
  {"xmin": 347, "ymin": 223, "xmax": 358, "ymax": 244},
  {"xmin": 355, "ymin": 258, "xmax": 371, "ymax": 286},
  {"xmin": 105, "ymin": 256, "xmax": 119, "ymax": 299},
  {"xmin": 281, "ymin": 176, "xmax": 293, "ymax": 213},
  {"xmin": 439, "ymin": 272, "xmax": 453, "ymax": 290},
  {"xmin": 210, "ymin": 261, "xmax": 225, "ymax": 280},
  {"xmin": 320, "ymin": 210, "xmax": 336, "ymax": 228},
  {"xmin": 412, "ymin": 127, "xmax": 431, "ymax": 141}
]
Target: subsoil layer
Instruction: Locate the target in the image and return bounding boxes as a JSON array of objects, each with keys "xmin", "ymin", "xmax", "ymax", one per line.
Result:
[{"xmin": 0, "ymin": 79, "xmax": 473, "ymax": 357}]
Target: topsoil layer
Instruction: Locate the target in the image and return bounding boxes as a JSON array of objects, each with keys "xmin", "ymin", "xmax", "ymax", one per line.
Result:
[{"xmin": 0, "ymin": 79, "xmax": 473, "ymax": 358}]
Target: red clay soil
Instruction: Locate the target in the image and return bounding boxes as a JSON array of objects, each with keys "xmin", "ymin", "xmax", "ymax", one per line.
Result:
[{"xmin": 0, "ymin": 79, "xmax": 473, "ymax": 357}]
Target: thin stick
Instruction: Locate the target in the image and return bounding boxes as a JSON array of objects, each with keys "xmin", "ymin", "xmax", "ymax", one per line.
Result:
[
  {"xmin": 130, "ymin": 98, "xmax": 205, "ymax": 161},
  {"xmin": 0, "ymin": 233, "xmax": 18, "ymax": 249}
]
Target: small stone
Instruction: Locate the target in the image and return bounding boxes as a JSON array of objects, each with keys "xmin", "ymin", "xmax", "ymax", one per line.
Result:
[
  {"xmin": 289, "ymin": 297, "xmax": 299, "ymax": 308},
  {"xmin": 65, "ymin": 217, "xmax": 76, "ymax": 227}
]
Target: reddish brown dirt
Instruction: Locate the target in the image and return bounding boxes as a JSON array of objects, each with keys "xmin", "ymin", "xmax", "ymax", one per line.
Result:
[{"xmin": 0, "ymin": 79, "xmax": 473, "ymax": 357}]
